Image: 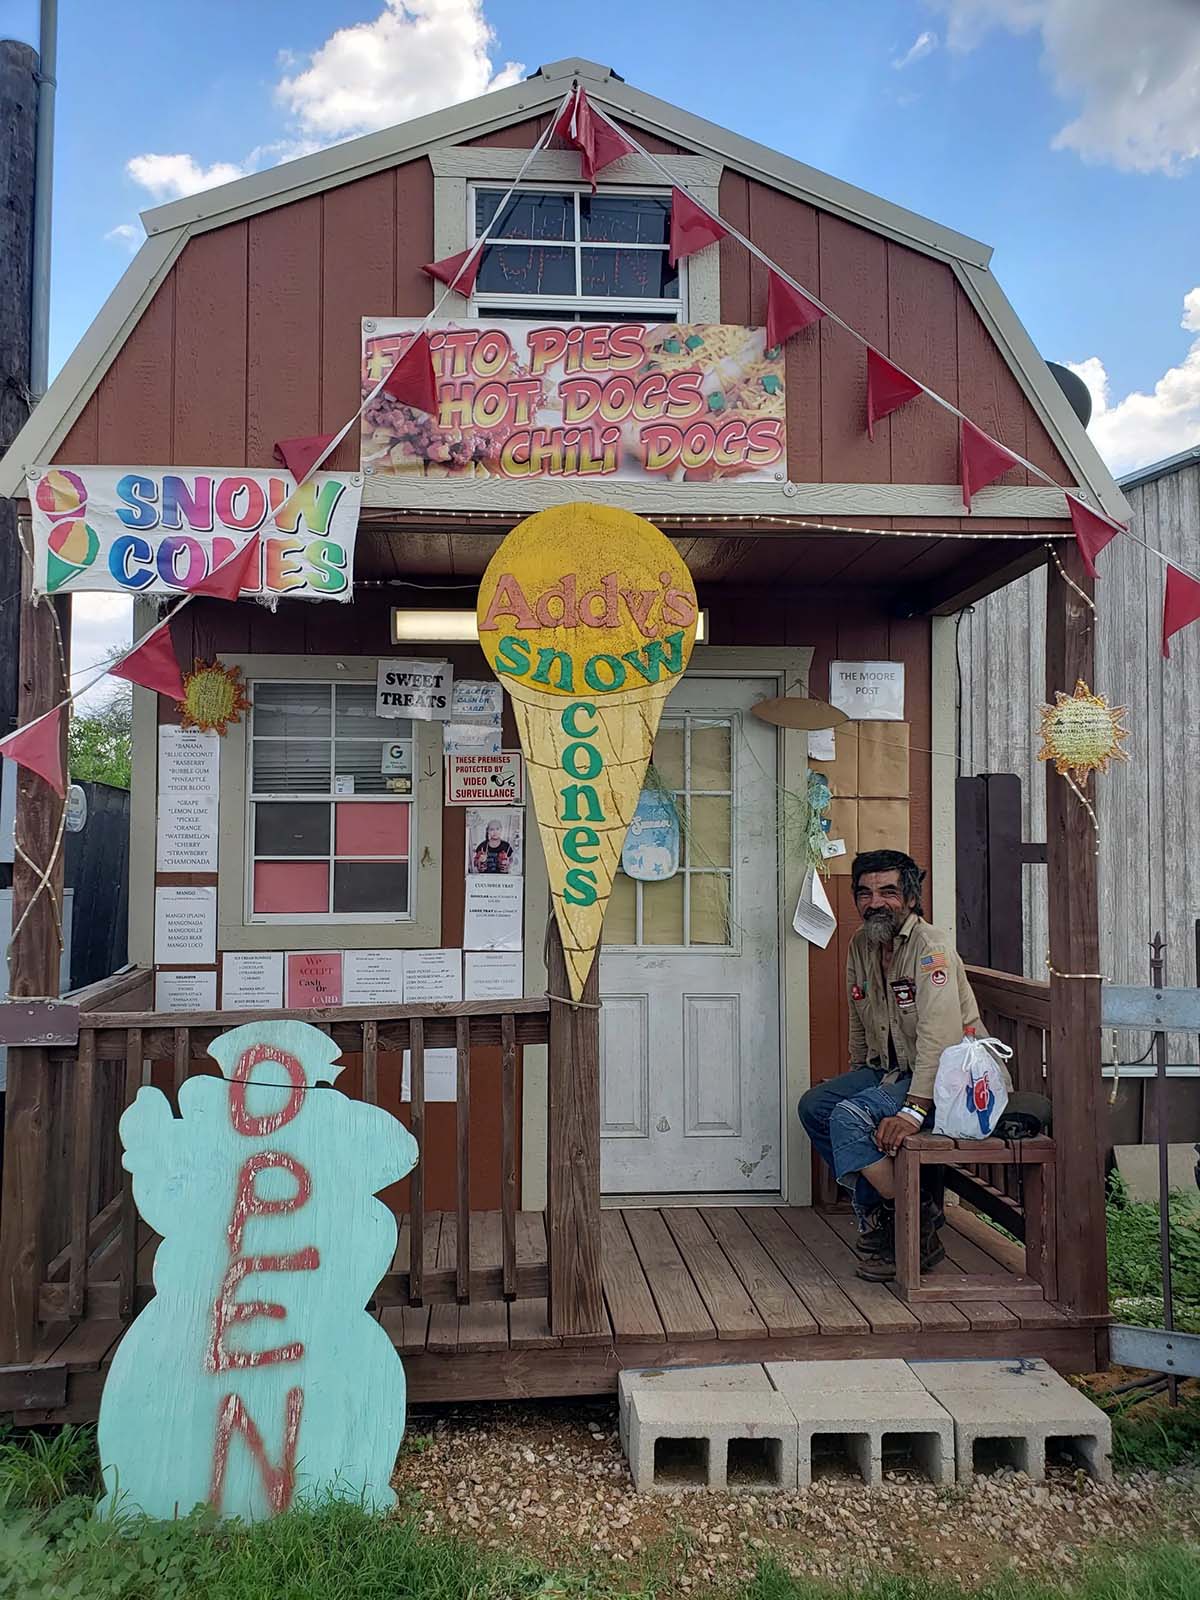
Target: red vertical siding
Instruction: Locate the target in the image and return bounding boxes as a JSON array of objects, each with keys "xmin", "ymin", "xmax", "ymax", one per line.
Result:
[{"xmin": 172, "ymin": 225, "xmax": 249, "ymax": 462}]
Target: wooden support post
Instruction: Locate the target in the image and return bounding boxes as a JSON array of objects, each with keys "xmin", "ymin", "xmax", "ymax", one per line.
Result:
[
  {"xmin": 0, "ymin": 546, "xmax": 70, "ymax": 1361},
  {"xmin": 1045, "ymin": 542, "xmax": 1107, "ymax": 1319},
  {"xmin": 545, "ymin": 919, "xmax": 604, "ymax": 1337}
]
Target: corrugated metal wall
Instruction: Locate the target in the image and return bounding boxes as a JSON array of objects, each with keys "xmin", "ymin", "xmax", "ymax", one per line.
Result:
[{"xmin": 959, "ymin": 459, "xmax": 1200, "ymax": 1056}]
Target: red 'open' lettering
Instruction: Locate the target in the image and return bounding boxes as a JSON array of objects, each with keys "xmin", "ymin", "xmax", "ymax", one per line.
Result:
[
  {"xmin": 227, "ymin": 1151, "xmax": 312, "ymax": 1257},
  {"xmin": 207, "ymin": 1248, "xmax": 320, "ymax": 1373},
  {"xmin": 229, "ymin": 1044, "xmax": 306, "ymax": 1136},
  {"xmin": 209, "ymin": 1387, "xmax": 304, "ymax": 1515}
]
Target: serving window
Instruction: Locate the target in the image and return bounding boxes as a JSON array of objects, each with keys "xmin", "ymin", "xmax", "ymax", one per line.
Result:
[{"xmin": 247, "ymin": 681, "xmax": 415, "ymax": 923}]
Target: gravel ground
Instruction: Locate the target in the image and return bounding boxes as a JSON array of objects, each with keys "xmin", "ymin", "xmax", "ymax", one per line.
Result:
[{"xmin": 390, "ymin": 1397, "xmax": 1200, "ymax": 1593}]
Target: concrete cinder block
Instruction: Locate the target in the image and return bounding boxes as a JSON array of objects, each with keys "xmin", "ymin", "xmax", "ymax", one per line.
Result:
[
  {"xmin": 781, "ymin": 1384, "xmax": 955, "ymax": 1488},
  {"xmin": 914, "ymin": 1363, "xmax": 1112, "ymax": 1484},
  {"xmin": 617, "ymin": 1363, "xmax": 772, "ymax": 1453},
  {"xmin": 627, "ymin": 1388, "xmax": 798, "ymax": 1494},
  {"xmin": 767, "ymin": 1359, "xmax": 926, "ymax": 1396}
]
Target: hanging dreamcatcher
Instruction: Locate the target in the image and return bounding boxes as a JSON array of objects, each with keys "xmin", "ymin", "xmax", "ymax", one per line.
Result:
[
  {"xmin": 1036, "ymin": 679, "xmax": 1129, "ymax": 850},
  {"xmin": 179, "ymin": 658, "xmax": 252, "ymax": 735}
]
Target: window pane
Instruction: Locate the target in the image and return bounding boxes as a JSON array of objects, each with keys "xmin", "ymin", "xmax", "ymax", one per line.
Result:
[
  {"xmin": 651, "ymin": 724, "xmax": 684, "ymax": 789},
  {"xmin": 252, "ymin": 738, "xmax": 331, "ymax": 794},
  {"xmin": 476, "ymin": 244, "xmax": 575, "ymax": 297},
  {"xmin": 475, "ymin": 189, "xmax": 572, "ymax": 241},
  {"xmin": 690, "ymin": 874, "xmax": 732, "ymax": 945},
  {"xmin": 335, "ymin": 802, "xmax": 410, "ymax": 858},
  {"xmin": 333, "ymin": 741, "xmax": 394, "ymax": 796},
  {"xmin": 691, "ymin": 722, "xmax": 732, "ymax": 789},
  {"xmin": 254, "ymin": 801, "xmax": 330, "ymax": 857},
  {"xmin": 253, "ymin": 860, "xmax": 329, "ymax": 914},
  {"xmin": 475, "ymin": 307, "xmax": 678, "ymax": 325},
  {"xmin": 641, "ymin": 874, "xmax": 684, "ymax": 945},
  {"xmin": 604, "ymin": 871, "xmax": 637, "ymax": 944},
  {"xmin": 333, "ymin": 861, "xmax": 409, "ymax": 914},
  {"xmin": 335, "ymin": 684, "xmax": 409, "ymax": 741},
  {"xmin": 688, "ymin": 796, "xmax": 731, "ymax": 868},
  {"xmin": 580, "ymin": 195, "xmax": 670, "ymax": 245},
  {"xmin": 252, "ymin": 681, "xmax": 330, "ymax": 739},
  {"xmin": 580, "ymin": 248, "xmax": 678, "ymax": 300}
]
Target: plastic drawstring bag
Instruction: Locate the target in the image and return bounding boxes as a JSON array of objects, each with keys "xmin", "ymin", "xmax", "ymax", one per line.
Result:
[{"xmin": 932, "ymin": 1032, "xmax": 1012, "ymax": 1139}]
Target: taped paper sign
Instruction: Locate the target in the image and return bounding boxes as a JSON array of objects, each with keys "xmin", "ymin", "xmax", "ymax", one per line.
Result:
[
  {"xmin": 476, "ymin": 503, "xmax": 698, "ymax": 998},
  {"xmin": 29, "ymin": 466, "xmax": 361, "ymax": 600},
  {"xmin": 376, "ymin": 660, "xmax": 453, "ymax": 720}
]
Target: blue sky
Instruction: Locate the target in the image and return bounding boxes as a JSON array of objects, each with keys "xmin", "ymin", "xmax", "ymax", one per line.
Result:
[{"xmin": 5, "ymin": 0, "xmax": 1199, "ymax": 674}]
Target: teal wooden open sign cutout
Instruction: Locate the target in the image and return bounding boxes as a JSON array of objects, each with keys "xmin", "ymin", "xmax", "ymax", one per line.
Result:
[{"xmin": 97, "ymin": 1020, "xmax": 419, "ymax": 1520}]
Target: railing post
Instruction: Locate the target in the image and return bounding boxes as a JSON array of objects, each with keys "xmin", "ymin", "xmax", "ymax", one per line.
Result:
[
  {"xmin": 1045, "ymin": 541, "xmax": 1106, "ymax": 1320},
  {"xmin": 0, "ymin": 547, "xmax": 70, "ymax": 1362},
  {"xmin": 545, "ymin": 921, "xmax": 604, "ymax": 1336}
]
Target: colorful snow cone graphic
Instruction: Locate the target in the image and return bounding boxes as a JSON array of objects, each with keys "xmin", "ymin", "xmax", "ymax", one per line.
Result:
[
  {"xmin": 35, "ymin": 468, "xmax": 100, "ymax": 590},
  {"xmin": 476, "ymin": 504, "xmax": 698, "ymax": 998}
]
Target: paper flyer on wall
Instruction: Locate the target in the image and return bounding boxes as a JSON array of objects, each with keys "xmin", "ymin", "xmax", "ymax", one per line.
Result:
[
  {"xmin": 443, "ymin": 679, "xmax": 503, "ymax": 756},
  {"xmin": 221, "ymin": 951, "xmax": 284, "ymax": 1009},
  {"xmin": 154, "ymin": 885, "xmax": 217, "ymax": 964},
  {"xmin": 463, "ymin": 949, "xmax": 523, "ymax": 1000},
  {"xmin": 402, "ymin": 948, "xmax": 463, "ymax": 1003},
  {"xmin": 156, "ymin": 726, "xmax": 220, "ymax": 871},
  {"xmin": 376, "ymin": 659, "xmax": 453, "ymax": 719},
  {"xmin": 793, "ymin": 864, "xmax": 837, "ymax": 948},
  {"xmin": 401, "ymin": 1046, "xmax": 457, "ymax": 1103},
  {"xmin": 155, "ymin": 969, "xmax": 217, "ymax": 1012},
  {"xmin": 463, "ymin": 876, "xmax": 523, "ymax": 951}
]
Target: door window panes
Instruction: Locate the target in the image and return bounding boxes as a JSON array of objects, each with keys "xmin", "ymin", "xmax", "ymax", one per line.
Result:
[
  {"xmin": 248, "ymin": 681, "xmax": 415, "ymax": 922},
  {"xmin": 604, "ymin": 713, "xmax": 737, "ymax": 950}
]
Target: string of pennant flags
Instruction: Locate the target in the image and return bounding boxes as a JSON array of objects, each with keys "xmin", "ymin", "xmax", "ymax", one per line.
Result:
[{"xmin": 3, "ymin": 79, "xmax": 1199, "ymax": 811}]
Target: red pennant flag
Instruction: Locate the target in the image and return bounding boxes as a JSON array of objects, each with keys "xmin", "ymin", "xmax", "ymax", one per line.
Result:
[
  {"xmin": 273, "ymin": 434, "xmax": 335, "ymax": 484},
  {"xmin": 766, "ymin": 271, "xmax": 825, "ymax": 348},
  {"xmin": 1162, "ymin": 564, "xmax": 1200, "ymax": 658},
  {"xmin": 109, "ymin": 625, "xmax": 186, "ymax": 700},
  {"xmin": 552, "ymin": 86, "xmax": 635, "ymax": 189},
  {"xmin": 866, "ymin": 349, "xmax": 923, "ymax": 441},
  {"xmin": 960, "ymin": 419, "xmax": 1021, "ymax": 509},
  {"xmin": 382, "ymin": 331, "xmax": 438, "ymax": 414},
  {"xmin": 668, "ymin": 188, "xmax": 728, "ymax": 267},
  {"xmin": 189, "ymin": 533, "xmax": 261, "ymax": 601},
  {"xmin": 423, "ymin": 246, "xmax": 482, "ymax": 298},
  {"xmin": 0, "ymin": 705, "xmax": 66, "ymax": 795},
  {"xmin": 1066, "ymin": 493, "xmax": 1122, "ymax": 580}
]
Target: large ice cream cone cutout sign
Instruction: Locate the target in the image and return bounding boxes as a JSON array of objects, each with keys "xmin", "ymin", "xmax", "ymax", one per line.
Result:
[{"xmin": 477, "ymin": 504, "xmax": 698, "ymax": 998}]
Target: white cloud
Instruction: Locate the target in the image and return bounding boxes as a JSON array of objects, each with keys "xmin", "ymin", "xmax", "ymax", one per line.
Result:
[
  {"xmin": 930, "ymin": 0, "xmax": 1200, "ymax": 173},
  {"xmin": 892, "ymin": 31, "xmax": 939, "ymax": 70},
  {"xmin": 126, "ymin": 153, "xmax": 247, "ymax": 202},
  {"xmin": 1065, "ymin": 287, "xmax": 1200, "ymax": 476},
  {"xmin": 277, "ymin": 0, "xmax": 523, "ymax": 140},
  {"xmin": 124, "ymin": 1, "xmax": 523, "ymax": 205},
  {"xmin": 70, "ymin": 596, "xmax": 133, "ymax": 709},
  {"xmin": 104, "ymin": 222, "xmax": 140, "ymax": 253}
]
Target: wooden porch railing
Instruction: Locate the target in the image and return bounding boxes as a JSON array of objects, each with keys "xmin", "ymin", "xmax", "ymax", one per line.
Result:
[
  {"xmin": 959, "ymin": 964, "xmax": 1052, "ymax": 1240},
  {"xmin": 20, "ymin": 974, "xmax": 559, "ymax": 1345}
]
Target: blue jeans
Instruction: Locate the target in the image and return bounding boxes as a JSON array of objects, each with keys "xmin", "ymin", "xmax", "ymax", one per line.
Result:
[{"xmin": 798, "ymin": 1066, "xmax": 912, "ymax": 1221}]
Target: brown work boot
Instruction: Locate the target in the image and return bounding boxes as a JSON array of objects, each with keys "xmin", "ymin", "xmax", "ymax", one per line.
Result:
[{"xmin": 854, "ymin": 1201, "xmax": 944, "ymax": 1281}]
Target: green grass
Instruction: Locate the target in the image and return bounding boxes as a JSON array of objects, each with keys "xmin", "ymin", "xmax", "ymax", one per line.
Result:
[
  {"xmin": 0, "ymin": 1423, "xmax": 98, "ymax": 1511},
  {"xmin": 1106, "ymin": 1174, "xmax": 1200, "ymax": 1322},
  {"xmin": 1084, "ymin": 1386, "xmax": 1200, "ymax": 1472}
]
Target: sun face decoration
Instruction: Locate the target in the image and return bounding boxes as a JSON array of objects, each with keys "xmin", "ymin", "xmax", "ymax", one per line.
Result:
[
  {"xmin": 179, "ymin": 659, "xmax": 251, "ymax": 735},
  {"xmin": 1037, "ymin": 680, "xmax": 1129, "ymax": 784}
]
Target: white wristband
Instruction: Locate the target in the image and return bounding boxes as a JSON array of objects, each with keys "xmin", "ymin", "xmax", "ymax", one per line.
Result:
[{"xmin": 896, "ymin": 1105, "xmax": 926, "ymax": 1126}]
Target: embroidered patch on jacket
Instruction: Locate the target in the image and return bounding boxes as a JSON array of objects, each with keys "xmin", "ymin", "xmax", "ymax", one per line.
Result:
[
  {"xmin": 890, "ymin": 979, "xmax": 917, "ymax": 1009},
  {"xmin": 851, "ymin": 984, "xmax": 865, "ymax": 1002},
  {"xmin": 929, "ymin": 969, "xmax": 949, "ymax": 987},
  {"xmin": 920, "ymin": 953, "xmax": 947, "ymax": 972}
]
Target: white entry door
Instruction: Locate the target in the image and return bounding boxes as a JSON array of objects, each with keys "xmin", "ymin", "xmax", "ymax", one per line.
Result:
[{"xmin": 599, "ymin": 675, "xmax": 782, "ymax": 1197}]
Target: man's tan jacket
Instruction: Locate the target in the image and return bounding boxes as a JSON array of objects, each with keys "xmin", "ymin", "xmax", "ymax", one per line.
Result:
[{"xmin": 846, "ymin": 913, "xmax": 985, "ymax": 1100}]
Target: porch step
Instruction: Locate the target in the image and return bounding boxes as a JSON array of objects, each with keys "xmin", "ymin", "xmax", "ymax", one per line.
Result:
[{"xmin": 621, "ymin": 1356, "xmax": 1111, "ymax": 1493}]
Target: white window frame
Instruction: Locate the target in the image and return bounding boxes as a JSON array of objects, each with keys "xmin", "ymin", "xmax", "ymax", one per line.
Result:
[
  {"xmin": 467, "ymin": 181, "xmax": 687, "ymax": 322},
  {"xmin": 211, "ymin": 656, "xmax": 443, "ymax": 953},
  {"xmin": 244, "ymin": 680, "xmax": 417, "ymax": 928}
]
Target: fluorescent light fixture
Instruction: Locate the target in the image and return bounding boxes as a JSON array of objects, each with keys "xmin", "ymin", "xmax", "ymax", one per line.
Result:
[{"xmin": 391, "ymin": 608, "xmax": 708, "ymax": 644}]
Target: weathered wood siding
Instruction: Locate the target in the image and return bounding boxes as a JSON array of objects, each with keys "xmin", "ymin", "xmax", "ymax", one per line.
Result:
[{"xmin": 961, "ymin": 459, "xmax": 1200, "ymax": 1053}]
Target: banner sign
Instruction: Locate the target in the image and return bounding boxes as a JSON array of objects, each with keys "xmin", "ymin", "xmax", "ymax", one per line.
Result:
[
  {"xmin": 362, "ymin": 320, "xmax": 785, "ymax": 484},
  {"xmin": 29, "ymin": 466, "xmax": 362, "ymax": 601},
  {"xmin": 477, "ymin": 502, "xmax": 698, "ymax": 999}
]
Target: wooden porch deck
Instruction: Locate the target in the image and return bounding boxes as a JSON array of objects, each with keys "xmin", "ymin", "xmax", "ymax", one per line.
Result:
[{"xmin": 4, "ymin": 1202, "xmax": 1105, "ymax": 1424}]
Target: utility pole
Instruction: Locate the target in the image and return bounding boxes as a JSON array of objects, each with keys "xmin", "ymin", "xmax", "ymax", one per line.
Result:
[{"xmin": 0, "ymin": 37, "xmax": 38, "ymax": 768}]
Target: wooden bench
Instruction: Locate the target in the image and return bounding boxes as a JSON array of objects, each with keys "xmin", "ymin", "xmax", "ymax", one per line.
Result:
[{"xmin": 894, "ymin": 1134, "xmax": 1057, "ymax": 1303}]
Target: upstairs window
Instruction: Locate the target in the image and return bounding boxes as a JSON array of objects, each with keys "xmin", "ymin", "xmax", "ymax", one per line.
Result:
[{"xmin": 470, "ymin": 186, "xmax": 684, "ymax": 322}]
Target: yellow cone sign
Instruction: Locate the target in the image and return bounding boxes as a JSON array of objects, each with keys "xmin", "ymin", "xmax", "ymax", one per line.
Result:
[{"xmin": 477, "ymin": 504, "xmax": 698, "ymax": 998}]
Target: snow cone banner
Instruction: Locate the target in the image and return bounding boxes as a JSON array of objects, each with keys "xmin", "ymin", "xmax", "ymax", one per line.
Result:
[
  {"xmin": 476, "ymin": 503, "xmax": 698, "ymax": 999},
  {"xmin": 29, "ymin": 466, "xmax": 363, "ymax": 601},
  {"xmin": 362, "ymin": 319, "xmax": 786, "ymax": 483}
]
